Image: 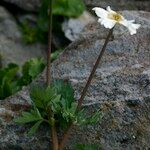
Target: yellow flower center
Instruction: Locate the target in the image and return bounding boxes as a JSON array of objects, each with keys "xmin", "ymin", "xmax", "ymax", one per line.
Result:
[{"xmin": 108, "ymin": 13, "xmax": 123, "ymax": 22}]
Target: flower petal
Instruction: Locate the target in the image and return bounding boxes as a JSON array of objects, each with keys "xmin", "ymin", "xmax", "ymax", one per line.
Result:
[
  {"xmin": 92, "ymin": 7, "xmax": 108, "ymax": 18},
  {"xmin": 128, "ymin": 23, "xmax": 141, "ymax": 35},
  {"xmin": 98, "ymin": 18, "xmax": 116, "ymax": 29},
  {"xmin": 107, "ymin": 6, "xmax": 116, "ymax": 14},
  {"xmin": 120, "ymin": 19, "xmax": 141, "ymax": 35}
]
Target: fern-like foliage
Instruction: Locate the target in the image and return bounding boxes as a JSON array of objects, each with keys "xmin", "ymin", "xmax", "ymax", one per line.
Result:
[{"xmin": 15, "ymin": 80, "xmax": 102, "ymax": 135}]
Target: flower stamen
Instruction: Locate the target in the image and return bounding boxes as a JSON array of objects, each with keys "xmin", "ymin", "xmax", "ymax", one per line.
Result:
[{"xmin": 108, "ymin": 13, "xmax": 123, "ymax": 22}]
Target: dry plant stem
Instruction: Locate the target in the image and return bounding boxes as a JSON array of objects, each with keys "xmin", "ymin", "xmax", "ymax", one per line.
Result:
[
  {"xmin": 46, "ymin": 0, "xmax": 59, "ymax": 149},
  {"xmin": 58, "ymin": 28, "xmax": 114, "ymax": 150}
]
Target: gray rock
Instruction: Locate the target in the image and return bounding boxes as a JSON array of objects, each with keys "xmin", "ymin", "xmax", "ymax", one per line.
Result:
[
  {"xmin": 84, "ymin": 0, "xmax": 150, "ymax": 11},
  {"xmin": 0, "ymin": 11, "xmax": 150, "ymax": 149},
  {"xmin": 62, "ymin": 11, "xmax": 95, "ymax": 41},
  {"xmin": 0, "ymin": 6, "xmax": 45, "ymax": 67},
  {"xmin": 2, "ymin": 0, "xmax": 41, "ymax": 11},
  {"xmin": 2, "ymin": 0, "xmax": 150, "ymax": 12}
]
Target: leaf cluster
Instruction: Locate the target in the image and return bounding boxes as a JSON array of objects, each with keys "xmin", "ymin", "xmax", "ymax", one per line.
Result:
[
  {"xmin": 0, "ymin": 58, "xmax": 45, "ymax": 100},
  {"xmin": 14, "ymin": 80, "xmax": 102, "ymax": 135}
]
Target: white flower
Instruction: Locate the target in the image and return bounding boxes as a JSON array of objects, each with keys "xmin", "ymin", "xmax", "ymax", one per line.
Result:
[{"xmin": 92, "ymin": 6, "xmax": 141, "ymax": 35}]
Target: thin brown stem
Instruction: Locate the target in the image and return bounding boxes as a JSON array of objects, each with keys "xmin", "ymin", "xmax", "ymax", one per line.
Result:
[
  {"xmin": 58, "ymin": 28, "xmax": 114, "ymax": 150},
  {"xmin": 52, "ymin": 125, "xmax": 59, "ymax": 150},
  {"xmin": 77, "ymin": 28, "xmax": 114, "ymax": 110},
  {"xmin": 46, "ymin": 0, "xmax": 53, "ymax": 86},
  {"xmin": 58, "ymin": 124, "xmax": 74, "ymax": 150},
  {"xmin": 46, "ymin": 0, "xmax": 59, "ymax": 149},
  {"xmin": 47, "ymin": 109, "xmax": 59, "ymax": 150}
]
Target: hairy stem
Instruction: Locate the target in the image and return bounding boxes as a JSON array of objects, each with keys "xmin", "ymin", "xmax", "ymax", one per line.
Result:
[
  {"xmin": 77, "ymin": 28, "xmax": 114, "ymax": 110},
  {"xmin": 58, "ymin": 28, "xmax": 114, "ymax": 150},
  {"xmin": 58, "ymin": 124, "xmax": 74, "ymax": 150},
  {"xmin": 46, "ymin": 0, "xmax": 53, "ymax": 86}
]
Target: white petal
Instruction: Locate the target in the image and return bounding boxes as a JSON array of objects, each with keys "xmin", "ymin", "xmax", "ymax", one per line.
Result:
[
  {"xmin": 106, "ymin": 6, "xmax": 116, "ymax": 14},
  {"xmin": 92, "ymin": 7, "xmax": 108, "ymax": 19},
  {"xmin": 120, "ymin": 19, "xmax": 141, "ymax": 35},
  {"xmin": 128, "ymin": 20, "xmax": 135, "ymax": 23},
  {"xmin": 119, "ymin": 19, "xmax": 129, "ymax": 27},
  {"xmin": 98, "ymin": 18, "xmax": 116, "ymax": 29},
  {"xmin": 129, "ymin": 23, "xmax": 141, "ymax": 35}
]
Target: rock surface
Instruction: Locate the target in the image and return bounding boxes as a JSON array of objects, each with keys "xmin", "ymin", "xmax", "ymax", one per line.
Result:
[
  {"xmin": 1, "ymin": 0, "xmax": 150, "ymax": 12},
  {"xmin": 62, "ymin": 11, "xmax": 95, "ymax": 41},
  {"xmin": 1, "ymin": 0, "xmax": 41, "ymax": 11},
  {"xmin": 0, "ymin": 11, "xmax": 150, "ymax": 150},
  {"xmin": 0, "ymin": 6, "xmax": 45, "ymax": 67},
  {"xmin": 84, "ymin": 0, "xmax": 150, "ymax": 11}
]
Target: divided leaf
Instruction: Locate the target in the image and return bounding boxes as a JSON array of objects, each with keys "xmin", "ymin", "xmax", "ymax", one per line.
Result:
[
  {"xmin": 30, "ymin": 85, "xmax": 58, "ymax": 109},
  {"xmin": 27, "ymin": 120, "xmax": 43, "ymax": 136},
  {"xmin": 53, "ymin": 80, "xmax": 75, "ymax": 108},
  {"xmin": 75, "ymin": 110, "xmax": 103, "ymax": 126},
  {"xmin": 62, "ymin": 102, "xmax": 77, "ymax": 122},
  {"xmin": 14, "ymin": 108, "xmax": 43, "ymax": 124}
]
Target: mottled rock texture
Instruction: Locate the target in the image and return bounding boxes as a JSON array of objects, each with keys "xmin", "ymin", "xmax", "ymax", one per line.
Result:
[
  {"xmin": 1, "ymin": 0, "xmax": 41, "ymax": 11},
  {"xmin": 0, "ymin": 6, "xmax": 45, "ymax": 67},
  {"xmin": 62, "ymin": 11, "xmax": 95, "ymax": 41},
  {"xmin": 0, "ymin": 11, "xmax": 150, "ymax": 149},
  {"xmin": 1, "ymin": 0, "xmax": 150, "ymax": 12},
  {"xmin": 84, "ymin": 0, "xmax": 150, "ymax": 11}
]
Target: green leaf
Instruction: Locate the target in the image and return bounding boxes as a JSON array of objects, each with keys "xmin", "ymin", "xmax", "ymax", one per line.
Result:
[
  {"xmin": 51, "ymin": 50, "xmax": 62, "ymax": 62},
  {"xmin": 74, "ymin": 144, "xmax": 102, "ymax": 150},
  {"xmin": 27, "ymin": 120, "xmax": 43, "ymax": 136},
  {"xmin": 0, "ymin": 59, "xmax": 45, "ymax": 100},
  {"xmin": 0, "ymin": 63, "xmax": 19, "ymax": 83},
  {"xmin": 53, "ymin": 80, "xmax": 75, "ymax": 108},
  {"xmin": 19, "ymin": 58, "xmax": 45, "ymax": 86},
  {"xmin": 52, "ymin": 0, "xmax": 85, "ymax": 17},
  {"xmin": 49, "ymin": 94, "xmax": 61, "ymax": 112},
  {"xmin": 89, "ymin": 111, "xmax": 103, "ymax": 124},
  {"xmin": 75, "ymin": 110, "xmax": 103, "ymax": 126},
  {"xmin": 14, "ymin": 108, "xmax": 43, "ymax": 124},
  {"xmin": 30, "ymin": 86, "xmax": 47, "ymax": 109},
  {"xmin": 0, "ymin": 63, "xmax": 19, "ymax": 99},
  {"xmin": 62, "ymin": 102, "xmax": 77, "ymax": 122},
  {"xmin": 30, "ymin": 86, "xmax": 58, "ymax": 109},
  {"xmin": 22, "ymin": 58, "xmax": 45, "ymax": 79},
  {"xmin": 28, "ymin": 58, "xmax": 45, "ymax": 78}
]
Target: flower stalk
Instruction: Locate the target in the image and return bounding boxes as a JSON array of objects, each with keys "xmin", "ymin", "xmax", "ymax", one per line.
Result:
[
  {"xmin": 46, "ymin": 0, "xmax": 53, "ymax": 86},
  {"xmin": 46, "ymin": 0, "xmax": 59, "ymax": 149},
  {"xmin": 59, "ymin": 28, "xmax": 114, "ymax": 150},
  {"xmin": 77, "ymin": 28, "xmax": 114, "ymax": 110}
]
